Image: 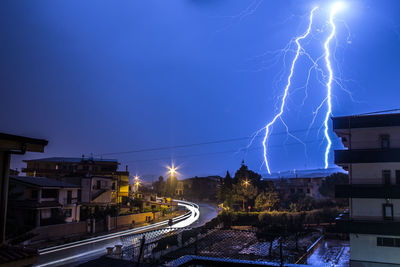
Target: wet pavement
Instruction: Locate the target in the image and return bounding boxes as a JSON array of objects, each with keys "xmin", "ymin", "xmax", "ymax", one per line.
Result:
[{"xmin": 307, "ymin": 239, "xmax": 350, "ymax": 266}]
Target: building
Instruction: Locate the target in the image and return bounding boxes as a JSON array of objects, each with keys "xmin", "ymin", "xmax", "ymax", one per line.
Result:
[
  {"xmin": 22, "ymin": 156, "xmax": 130, "ymax": 204},
  {"xmin": 264, "ymin": 168, "xmax": 345, "ymax": 200},
  {"xmin": 8, "ymin": 175, "xmax": 81, "ymax": 227},
  {"xmin": 0, "ymin": 132, "xmax": 48, "ymax": 266},
  {"xmin": 334, "ymin": 112, "xmax": 400, "ymax": 266},
  {"xmin": 272, "ymin": 177, "xmax": 326, "ymax": 200}
]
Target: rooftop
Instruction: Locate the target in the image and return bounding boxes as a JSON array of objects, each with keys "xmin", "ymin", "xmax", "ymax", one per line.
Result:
[
  {"xmin": 10, "ymin": 175, "xmax": 80, "ymax": 188},
  {"xmin": 332, "ymin": 110, "xmax": 400, "ymax": 130},
  {"xmin": 23, "ymin": 156, "xmax": 118, "ymax": 163},
  {"xmin": 0, "ymin": 132, "xmax": 48, "ymax": 153},
  {"xmin": 263, "ymin": 167, "xmax": 346, "ymax": 179}
]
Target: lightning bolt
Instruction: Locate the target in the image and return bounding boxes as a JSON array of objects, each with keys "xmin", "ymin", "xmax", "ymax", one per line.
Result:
[
  {"xmin": 262, "ymin": 6, "xmax": 318, "ymax": 174},
  {"xmin": 323, "ymin": 2, "xmax": 344, "ymax": 169}
]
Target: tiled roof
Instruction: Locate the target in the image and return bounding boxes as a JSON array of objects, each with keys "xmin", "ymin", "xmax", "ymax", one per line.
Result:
[
  {"xmin": 23, "ymin": 157, "xmax": 118, "ymax": 163},
  {"xmin": 10, "ymin": 175, "xmax": 79, "ymax": 188}
]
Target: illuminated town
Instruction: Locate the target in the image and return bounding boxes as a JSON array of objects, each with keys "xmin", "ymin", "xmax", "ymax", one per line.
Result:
[{"xmin": 1, "ymin": 1, "xmax": 400, "ymax": 266}]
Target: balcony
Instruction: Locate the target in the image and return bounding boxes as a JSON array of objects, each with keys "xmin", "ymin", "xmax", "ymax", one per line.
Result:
[
  {"xmin": 335, "ymin": 217, "xmax": 400, "ymax": 235},
  {"xmin": 335, "ymin": 184, "xmax": 400, "ymax": 199},
  {"xmin": 334, "ymin": 148, "xmax": 400, "ymax": 164}
]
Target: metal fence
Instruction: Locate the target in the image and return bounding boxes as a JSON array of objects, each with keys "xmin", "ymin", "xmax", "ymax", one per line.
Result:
[{"xmin": 112, "ymin": 227, "xmax": 321, "ymax": 266}]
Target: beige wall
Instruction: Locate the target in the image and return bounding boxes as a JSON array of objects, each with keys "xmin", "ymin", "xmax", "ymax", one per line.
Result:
[
  {"xmin": 350, "ymin": 233, "xmax": 400, "ymax": 265},
  {"xmin": 352, "ymin": 198, "xmax": 400, "ymax": 220},
  {"xmin": 340, "ymin": 127, "xmax": 400, "ymax": 149},
  {"xmin": 352, "ymin": 163, "xmax": 400, "ymax": 184}
]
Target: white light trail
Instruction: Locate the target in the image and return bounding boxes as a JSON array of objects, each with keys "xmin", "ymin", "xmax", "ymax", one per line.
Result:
[
  {"xmin": 262, "ymin": 6, "xmax": 318, "ymax": 174},
  {"xmin": 323, "ymin": 2, "xmax": 344, "ymax": 169}
]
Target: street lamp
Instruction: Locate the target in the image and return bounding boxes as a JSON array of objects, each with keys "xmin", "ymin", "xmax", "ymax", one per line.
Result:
[
  {"xmin": 168, "ymin": 166, "xmax": 177, "ymax": 176},
  {"xmin": 242, "ymin": 179, "xmax": 250, "ymax": 211}
]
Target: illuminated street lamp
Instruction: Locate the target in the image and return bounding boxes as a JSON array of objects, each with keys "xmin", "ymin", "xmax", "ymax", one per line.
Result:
[
  {"xmin": 242, "ymin": 179, "xmax": 251, "ymax": 211},
  {"xmin": 168, "ymin": 165, "xmax": 177, "ymax": 177}
]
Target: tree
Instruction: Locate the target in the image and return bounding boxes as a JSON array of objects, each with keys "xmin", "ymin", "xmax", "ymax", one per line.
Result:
[
  {"xmin": 319, "ymin": 172, "xmax": 349, "ymax": 198},
  {"xmin": 152, "ymin": 176, "xmax": 165, "ymax": 196},
  {"xmin": 233, "ymin": 161, "xmax": 262, "ymax": 188},
  {"xmin": 217, "ymin": 171, "xmax": 233, "ymax": 206},
  {"xmin": 255, "ymin": 188, "xmax": 280, "ymax": 211},
  {"xmin": 164, "ymin": 175, "xmax": 178, "ymax": 197},
  {"xmin": 232, "ymin": 181, "xmax": 258, "ymax": 211}
]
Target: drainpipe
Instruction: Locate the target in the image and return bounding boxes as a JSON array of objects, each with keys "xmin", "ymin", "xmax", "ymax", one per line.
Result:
[{"xmin": 0, "ymin": 152, "xmax": 11, "ymax": 245}]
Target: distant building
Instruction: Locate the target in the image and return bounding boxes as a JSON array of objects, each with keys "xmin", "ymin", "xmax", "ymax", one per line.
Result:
[
  {"xmin": 8, "ymin": 175, "xmax": 81, "ymax": 227},
  {"xmin": 272, "ymin": 176, "xmax": 326, "ymax": 200},
  {"xmin": 333, "ymin": 112, "xmax": 400, "ymax": 266},
  {"xmin": 22, "ymin": 156, "xmax": 130, "ymax": 204},
  {"xmin": 180, "ymin": 176, "xmax": 221, "ymax": 201}
]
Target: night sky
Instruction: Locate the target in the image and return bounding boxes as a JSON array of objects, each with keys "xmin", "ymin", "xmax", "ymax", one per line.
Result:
[{"xmin": 1, "ymin": 0, "xmax": 400, "ymax": 180}]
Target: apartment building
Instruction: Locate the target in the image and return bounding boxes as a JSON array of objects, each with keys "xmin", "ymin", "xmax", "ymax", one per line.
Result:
[
  {"xmin": 334, "ymin": 112, "xmax": 400, "ymax": 266},
  {"xmin": 22, "ymin": 157, "xmax": 130, "ymax": 204},
  {"xmin": 8, "ymin": 175, "xmax": 80, "ymax": 227}
]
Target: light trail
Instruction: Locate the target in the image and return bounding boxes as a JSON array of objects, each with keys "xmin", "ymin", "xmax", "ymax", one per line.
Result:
[
  {"xmin": 36, "ymin": 200, "xmax": 200, "ymax": 267},
  {"xmin": 262, "ymin": 6, "xmax": 318, "ymax": 174},
  {"xmin": 322, "ymin": 2, "xmax": 344, "ymax": 169}
]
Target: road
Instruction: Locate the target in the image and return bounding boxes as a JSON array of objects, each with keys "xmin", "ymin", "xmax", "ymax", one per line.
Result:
[{"xmin": 34, "ymin": 200, "xmax": 217, "ymax": 267}]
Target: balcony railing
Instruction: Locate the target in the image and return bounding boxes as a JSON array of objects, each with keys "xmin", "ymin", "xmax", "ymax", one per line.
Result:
[
  {"xmin": 335, "ymin": 184, "xmax": 400, "ymax": 199},
  {"xmin": 335, "ymin": 217, "xmax": 400, "ymax": 235},
  {"xmin": 63, "ymin": 197, "xmax": 78, "ymax": 205},
  {"xmin": 334, "ymin": 148, "xmax": 400, "ymax": 164}
]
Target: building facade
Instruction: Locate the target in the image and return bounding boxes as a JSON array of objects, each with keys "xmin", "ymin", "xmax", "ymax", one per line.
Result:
[
  {"xmin": 8, "ymin": 175, "xmax": 80, "ymax": 227},
  {"xmin": 334, "ymin": 113, "xmax": 400, "ymax": 266},
  {"xmin": 22, "ymin": 157, "xmax": 130, "ymax": 204}
]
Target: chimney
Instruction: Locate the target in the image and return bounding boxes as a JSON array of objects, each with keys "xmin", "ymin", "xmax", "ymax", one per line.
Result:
[{"xmin": 125, "ymin": 165, "xmax": 128, "ymax": 172}]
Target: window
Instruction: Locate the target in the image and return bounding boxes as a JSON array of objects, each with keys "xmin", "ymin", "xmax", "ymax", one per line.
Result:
[
  {"xmin": 67, "ymin": 190, "xmax": 72, "ymax": 204},
  {"xmin": 377, "ymin": 237, "xmax": 400, "ymax": 247},
  {"xmin": 383, "ymin": 170, "xmax": 391, "ymax": 185},
  {"xmin": 97, "ymin": 181, "xmax": 101, "ymax": 189},
  {"xmin": 42, "ymin": 189, "xmax": 58, "ymax": 199},
  {"xmin": 77, "ymin": 189, "xmax": 82, "ymax": 202},
  {"xmin": 290, "ymin": 188, "xmax": 295, "ymax": 194},
  {"xmin": 112, "ymin": 183, "xmax": 116, "ymax": 190},
  {"xmin": 307, "ymin": 188, "xmax": 310, "ymax": 194},
  {"xmin": 381, "ymin": 135, "xmax": 390, "ymax": 149},
  {"xmin": 396, "ymin": 170, "xmax": 400, "ymax": 185},
  {"xmin": 383, "ymin": 203, "xmax": 394, "ymax": 220}
]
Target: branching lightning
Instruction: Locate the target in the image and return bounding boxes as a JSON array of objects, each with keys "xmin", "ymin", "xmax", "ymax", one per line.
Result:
[
  {"xmin": 322, "ymin": 2, "xmax": 344, "ymax": 169},
  {"xmin": 262, "ymin": 6, "xmax": 318, "ymax": 174}
]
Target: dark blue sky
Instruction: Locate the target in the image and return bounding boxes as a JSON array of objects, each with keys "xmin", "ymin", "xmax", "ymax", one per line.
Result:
[{"xmin": 2, "ymin": 0, "xmax": 400, "ymax": 180}]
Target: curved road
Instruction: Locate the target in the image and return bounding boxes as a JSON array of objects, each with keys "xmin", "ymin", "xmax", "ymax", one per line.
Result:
[{"xmin": 35, "ymin": 200, "xmax": 216, "ymax": 267}]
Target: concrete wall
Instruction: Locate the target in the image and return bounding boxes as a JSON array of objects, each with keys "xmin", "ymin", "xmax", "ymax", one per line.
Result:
[
  {"xmin": 112, "ymin": 212, "xmax": 156, "ymax": 228},
  {"xmin": 352, "ymin": 198, "xmax": 400, "ymax": 220},
  {"xmin": 31, "ymin": 221, "xmax": 87, "ymax": 242},
  {"xmin": 344, "ymin": 127, "xmax": 400, "ymax": 150},
  {"xmin": 352, "ymin": 163, "xmax": 400, "ymax": 184},
  {"xmin": 350, "ymin": 233, "xmax": 400, "ymax": 265}
]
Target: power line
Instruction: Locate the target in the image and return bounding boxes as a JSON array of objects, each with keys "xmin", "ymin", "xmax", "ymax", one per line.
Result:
[
  {"xmin": 119, "ymin": 138, "xmax": 331, "ymax": 164},
  {"xmin": 99, "ymin": 126, "xmax": 322, "ymax": 156}
]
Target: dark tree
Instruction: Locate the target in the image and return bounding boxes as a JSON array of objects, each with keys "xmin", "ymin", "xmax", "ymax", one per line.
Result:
[
  {"xmin": 319, "ymin": 172, "xmax": 349, "ymax": 198},
  {"xmin": 233, "ymin": 161, "xmax": 262, "ymax": 188}
]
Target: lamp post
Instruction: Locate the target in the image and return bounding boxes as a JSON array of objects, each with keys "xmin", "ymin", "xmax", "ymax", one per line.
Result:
[{"xmin": 242, "ymin": 179, "xmax": 250, "ymax": 211}]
